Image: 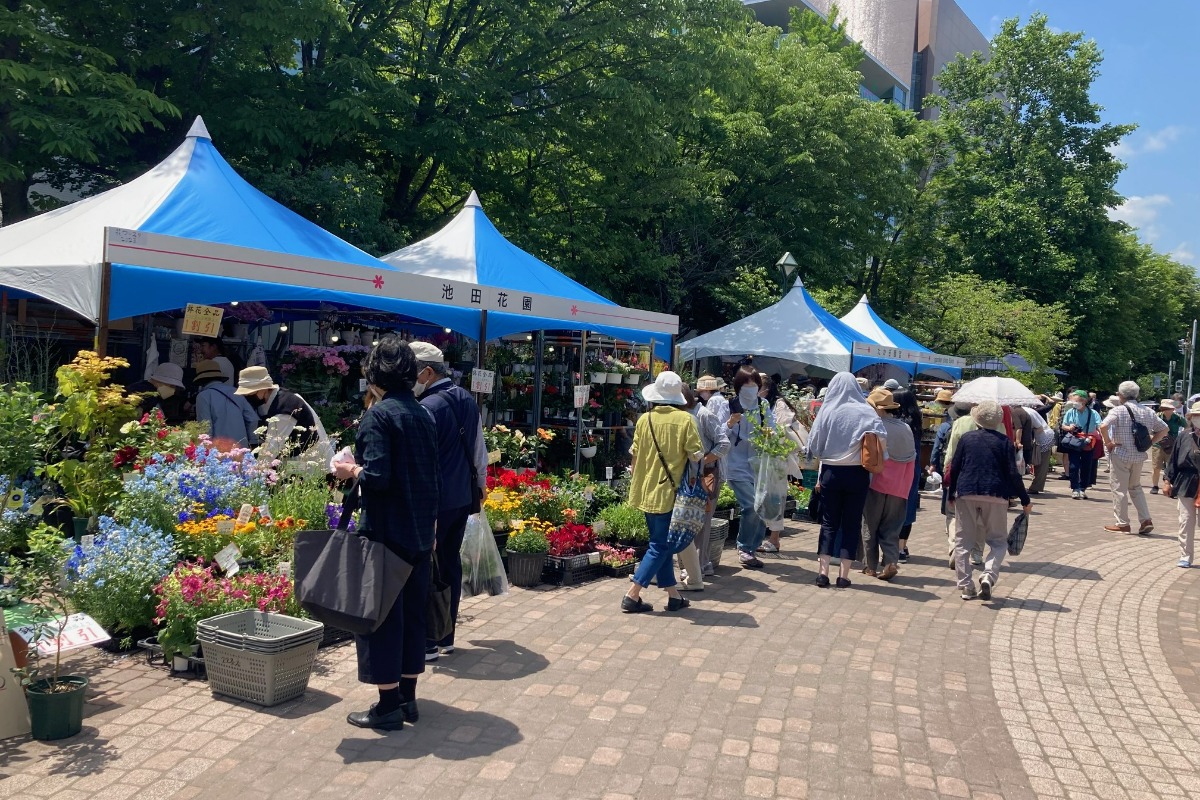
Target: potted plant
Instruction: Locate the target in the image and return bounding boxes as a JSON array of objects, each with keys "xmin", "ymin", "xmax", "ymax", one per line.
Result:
[
  {"xmin": 278, "ymin": 345, "xmax": 350, "ymax": 403},
  {"xmin": 596, "ymin": 502, "xmax": 650, "ymax": 555},
  {"xmin": 505, "ymin": 520, "xmax": 550, "ymax": 587},
  {"xmin": 579, "ymin": 430, "xmax": 598, "ymax": 459},
  {"xmin": 8, "ymin": 524, "xmax": 90, "ymax": 741},
  {"xmin": 587, "ymin": 356, "xmax": 609, "ymax": 385}
]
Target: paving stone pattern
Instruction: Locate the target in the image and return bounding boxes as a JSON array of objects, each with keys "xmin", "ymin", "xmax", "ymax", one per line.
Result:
[{"xmin": 1, "ymin": 465, "xmax": 1198, "ymax": 799}]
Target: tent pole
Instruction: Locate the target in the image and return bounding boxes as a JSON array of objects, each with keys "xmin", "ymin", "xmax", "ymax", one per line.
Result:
[
  {"xmin": 575, "ymin": 331, "xmax": 587, "ymax": 475},
  {"xmin": 95, "ymin": 261, "xmax": 113, "ymax": 356},
  {"xmin": 0, "ymin": 291, "xmax": 7, "ymax": 370},
  {"xmin": 649, "ymin": 338, "xmax": 656, "ymax": 377},
  {"xmin": 532, "ymin": 331, "xmax": 545, "ymax": 432}
]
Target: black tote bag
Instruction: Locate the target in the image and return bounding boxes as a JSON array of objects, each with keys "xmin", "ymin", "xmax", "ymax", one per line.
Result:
[
  {"xmin": 426, "ymin": 551, "xmax": 454, "ymax": 643},
  {"xmin": 293, "ymin": 483, "xmax": 413, "ymax": 634}
]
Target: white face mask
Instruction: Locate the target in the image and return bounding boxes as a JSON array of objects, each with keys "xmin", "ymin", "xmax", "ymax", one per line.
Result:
[
  {"xmin": 156, "ymin": 384, "xmax": 176, "ymax": 399},
  {"xmin": 1192, "ymin": 418, "xmax": 1200, "ymax": 430},
  {"xmin": 738, "ymin": 386, "xmax": 759, "ymax": 407},
  {"xmin": 414, "ymin": 368, "xmax": 431, "ymax": 397}
]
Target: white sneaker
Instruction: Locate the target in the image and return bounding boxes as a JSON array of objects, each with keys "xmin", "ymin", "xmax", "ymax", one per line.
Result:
[
  {"xmin": 1082, "ymin": 492, "xmax": 1088, "ymax": 500},
  {"xmin": 1072, "ymin": 491, "xmax": 1081, "ymax": 500}
]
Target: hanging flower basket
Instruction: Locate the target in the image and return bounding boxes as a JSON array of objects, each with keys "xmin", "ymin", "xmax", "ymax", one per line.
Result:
[{"xmin": 590, "ymin": 372, "xmax": 607, "ymax": 385}]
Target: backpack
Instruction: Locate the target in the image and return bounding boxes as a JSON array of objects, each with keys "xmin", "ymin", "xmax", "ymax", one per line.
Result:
[
  {"xmin": 861, "ymin": 432, "xmax": 885, "ymax": 474},
  {"xmin": 1125, "ymin": 406, "xmax": 1152, "ymax": 452}
]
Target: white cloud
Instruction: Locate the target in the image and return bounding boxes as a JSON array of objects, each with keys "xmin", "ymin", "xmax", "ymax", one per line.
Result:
[
  {"xmin": 1170, "ymin": 242, "xmax": 1196, "ymax": 265},
  {"xmin": 1109, "ymin": 194, "xmax": 1171, "ymax": 239},
  {"xmin": 1112, "ymin": 125, "xmax": 1186, "ymax": 160}
]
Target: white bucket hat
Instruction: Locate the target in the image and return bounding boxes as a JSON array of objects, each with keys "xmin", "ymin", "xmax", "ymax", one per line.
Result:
[
  {"xmin": 235, "ymin": 366, "xmax": 278, "ymax": 396},
  {"xmin": 149, "ymin": 362, "xmax": 185, "ymax": 389},
  {"xmin": 642, "ymin": 371, "xmax": 686, "ymax": 405}
]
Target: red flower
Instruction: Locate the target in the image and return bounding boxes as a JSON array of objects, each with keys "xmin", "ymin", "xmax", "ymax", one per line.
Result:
[
  {"xmin": 112, "ymin": 445, "xmax": 140, "ymax": 468},
  {"xmin": 157, "ymin": 429, "xmax": 169, "ymax": 440},
  {"xmin": 164, "ymin": 453, "xmax": 177, "ymax": 464}
]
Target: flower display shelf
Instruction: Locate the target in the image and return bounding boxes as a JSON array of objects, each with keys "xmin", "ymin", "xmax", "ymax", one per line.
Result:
[
  {"xmin": 602, "ymin": 562, "xmax": 636, "ymax": 578},
  {"xmin": 543, "ymin": 553, "xmax": 605, "ymax": 586}
]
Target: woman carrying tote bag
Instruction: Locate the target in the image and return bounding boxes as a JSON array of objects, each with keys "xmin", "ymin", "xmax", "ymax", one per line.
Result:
[{"xmin": 620, "ymin": 372, "xmax": 703, "ymax": 614}]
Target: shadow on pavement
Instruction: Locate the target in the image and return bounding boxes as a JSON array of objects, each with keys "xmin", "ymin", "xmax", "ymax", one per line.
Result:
[
  {"xmin": 986, "ymin": 597, "xmax": 1071, "ymax": 613},
  {"xmin": 682, "ymin": 607, "xmax": 759, "ymax": 628},
  {"xmin": 701, "ymin": 572, "xmax": 775, "ymax": 603},
  {"xmin": 335, "ymin": 700, "xmax": 521, "ymax": 762},
  {"xmin": 1003, "ymin": 561, "xmax": 1102, "ymax": 581},
  {"xmin": 0, "ymin": 726, "xmax": 119, "ymax": 778},
  {"xmin": 430, "ymin": 639, "xmax": 549, "ymax": 681}
]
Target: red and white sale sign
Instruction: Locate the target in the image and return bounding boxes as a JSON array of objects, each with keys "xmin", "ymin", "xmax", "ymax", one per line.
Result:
[{"xmin": 14, "ymin": 613, "xmax": 111, "ymax": 656}]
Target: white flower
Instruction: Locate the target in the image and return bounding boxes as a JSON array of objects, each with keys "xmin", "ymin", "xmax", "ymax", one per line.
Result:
[{"xmin": 119, "ymin": 421, "xmax": 137, "ymax": 434}]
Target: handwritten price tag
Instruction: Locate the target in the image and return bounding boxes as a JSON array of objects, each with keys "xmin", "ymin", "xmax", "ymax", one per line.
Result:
[
  {"xmin": 573, "ymin": 385, "xmax": 589, "ymax": 409},
  {"xmin": 181, "ymin": 303, "xmax": 224, "ymax": 337},
  {"xmin": 15, "ymin": 614, "xmax": 110, "ymax": 656},
  {"xmin": 215, "ymin": 543, "xmax": 242, "ymax": 577},
  {"xmin": 471, "ymin": 368, "xmax": 495, "ymax": 394}
]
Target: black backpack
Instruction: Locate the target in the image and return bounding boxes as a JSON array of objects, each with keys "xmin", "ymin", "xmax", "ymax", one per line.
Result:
[{"xmin": 1125, "ymin": 406, "xmax": 1152, "ymax": 452}]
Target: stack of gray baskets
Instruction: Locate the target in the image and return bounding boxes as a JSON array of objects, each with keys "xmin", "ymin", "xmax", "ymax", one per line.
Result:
[
  {"xmin": 198, "ymin": 610, "xmax": 324, "ymax": 706},
  {"xmin": 708, "ymin": 518, "xmax": 730, "ymax": 567}
]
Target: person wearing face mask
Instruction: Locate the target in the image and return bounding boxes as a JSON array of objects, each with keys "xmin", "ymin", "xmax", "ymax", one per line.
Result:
[
  {"xmin": 410, "ymin": 341, "xmax": 488, "ymax": 662},
  {"xmin": 725, "ymin": 366, "xmax": 776, "ymax": 569},
  {"xmin": 1163, "ymin": 402, "xmax": 1200, "ymax": 568},
  {"xmin": 234, "ymin": 366, "xmax": 320, "ymax": 454},
  {"xmin": 1060, "ymin": 389, "xmax": 1101, "ymax": 500},
  {"xmin": 696, "ymin": 375, "xmax": 731, "ymax": 427},
  {"xmin": 126, "ymin": 362, "xmax": 188, "ymax": 424},
  {"xmin": 1150, "ymin": 399, "xmax": 1185, "ymax": 495}
]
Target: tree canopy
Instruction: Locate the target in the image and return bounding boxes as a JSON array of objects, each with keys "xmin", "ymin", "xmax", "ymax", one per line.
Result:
[{"xmin": 0, "ymin": 4, "xmax": 1193, "ymax": 390}]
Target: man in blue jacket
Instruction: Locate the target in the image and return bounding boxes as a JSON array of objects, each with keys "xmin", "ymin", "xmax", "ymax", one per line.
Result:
[{"xmin": 411, "ymin": 342, "xmax": 488, "ymax": 662}]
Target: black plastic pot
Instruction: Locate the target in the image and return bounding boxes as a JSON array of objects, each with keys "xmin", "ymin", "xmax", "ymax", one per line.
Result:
[
  {"xmin": 506, "ymin": 551, "xmax": 545, "ymax": 587},
  {"xmin": 26, "ymin": 676, "xmax": 88, "ymax": 741}
]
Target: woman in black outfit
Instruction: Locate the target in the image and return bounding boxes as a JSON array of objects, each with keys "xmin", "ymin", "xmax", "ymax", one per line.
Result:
[{"xmin": 333, "ymin": 336, "xmax": 440, "ymax": 731}]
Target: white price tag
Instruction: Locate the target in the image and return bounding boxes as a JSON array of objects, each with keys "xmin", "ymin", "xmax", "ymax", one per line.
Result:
[
  {"xmin": 573, "ymin": 385, "xmax": 589, "ymax": 409},
  {"xmin": 215, "ymin": 520, "xmax": 236, "ymax": 536},
  {"xmin": 471, "ymin": 368, "xmax": 495, "ymax": 394},
  {"xmin": 80, "ymin": 535, "xmax": 94, "ymax": 550},
  {"xmin": 359, "ymin": 378, "xmax": 368, "ymax": 393},
  {"xmin": 181, "ymin": 303, "xmax": 224, "ymax": 337},
  {"xmin": 215, "ymin": 543, "xmax": 242, "ymax": 577},
  {"xmin": 606, "ymin": 467, "xmax": 614, "ymax": 480},
  {"xmin": 278, "ymin": 561, "xmax": 291, "ymax": 577},
  {"xmin": 236, "ymin": 504, "xmax": 254, "ymax": 525}
]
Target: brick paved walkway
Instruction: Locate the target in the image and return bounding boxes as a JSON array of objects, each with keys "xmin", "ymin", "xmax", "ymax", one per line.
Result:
[{"xmin": 2, "ymin": 465, "xmax": 1199, "ymax": 799}]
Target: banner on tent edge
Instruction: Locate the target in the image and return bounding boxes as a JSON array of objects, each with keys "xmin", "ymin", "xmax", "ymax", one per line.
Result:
[
  {"xmin": 104, "ymin": 228, "xmax": 679, "ymax": 337},
  {"xmin": 852, "ymin": 342, "xmax": 965, "ymax": 368}
]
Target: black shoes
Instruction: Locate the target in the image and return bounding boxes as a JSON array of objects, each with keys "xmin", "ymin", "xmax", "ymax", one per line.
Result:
[
  {"xmin": 399, "ymin": 700, "xmax": 419, "ymax": 723},
  {"xmin": 347, "ymin": 704, "xmax": 406, "ymax": 731},
  {"xmin": 621, "ymin": 596, "xmax": 653, "ymax": 613},
  {"xmin": 815, "ymin": 574, "xmax": 830, "ymax": 588},
  {"xmin": 835, "ymin": 577, "xmax": 852, "ymax": 589},
  {"xmin": 898, "ymin": 548, "xmax": 909, "ymax": 563},
  {"xmin": 666, "ymin": 596, "xmax": 691, "ymax": 612}
]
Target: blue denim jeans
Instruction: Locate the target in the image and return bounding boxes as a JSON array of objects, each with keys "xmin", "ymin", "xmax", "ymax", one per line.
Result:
[
  {"xmin": 729, "ymin": 478, "xmax": 766, "ymax": 555},
  {"xmin": 632, "ymin": 511, "xmax": 677, "ymax": 589}
]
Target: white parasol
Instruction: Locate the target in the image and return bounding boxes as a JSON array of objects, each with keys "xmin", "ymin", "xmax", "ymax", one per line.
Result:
[{"xmin": 951, "ymin": 376, "xmax": 1040, "ymax": 407}]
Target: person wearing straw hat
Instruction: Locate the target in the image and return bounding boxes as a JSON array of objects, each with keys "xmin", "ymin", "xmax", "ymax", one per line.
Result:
[
  {"xmin": 1151, "ymin": 399, "xmax": 1185, "ymax": 494},
  {"xmin": 947, "ymin": 401, "xmax": 1031, "ymax": 600},
  {"xmin": 861, "ymin": 388, "xmax": 914, "ymax": 581},
  {"xmin": 235, "ymin": 366, "xmax": 319, "ymax": 454},
  {"xmin": 621, "ymin": 371, "xmax": 704, "ymax": 613},
  {"xmin": 1163, "ymin": 401, "xmax": 1200, "ymax": 567},
  {"xmin": 194, "ymin": 359, "xmax": 260, "ymax": 449},
  {"xmin": 126, "ymin": 362, "xmax": 188, "ymax": 424},
  {"xmin": 696, "ymin": 375, "xmax": 731, "ymax": 428}
]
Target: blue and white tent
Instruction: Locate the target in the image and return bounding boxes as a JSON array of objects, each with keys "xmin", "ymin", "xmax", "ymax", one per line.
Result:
[
  {"xmin": 680, "ymin": 278, "xmax": 899, "ymax": 374},
  {"xmin": 839, "ymin": 295, "xmax": 963, "ymax": 379},
  {"xmin": 381, "ymin": 192, "xmax": 672, "ymax": 355},
  {"xmin": 0, "ymin": 117, "xmax": 481, "ymax": 336}
]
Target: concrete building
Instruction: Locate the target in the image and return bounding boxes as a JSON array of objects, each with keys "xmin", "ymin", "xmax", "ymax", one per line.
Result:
[{"xmin": 742, "ymin": 0, "xmax": 988, "ymax": 115}]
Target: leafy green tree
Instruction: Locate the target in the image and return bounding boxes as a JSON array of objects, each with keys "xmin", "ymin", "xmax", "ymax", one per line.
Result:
[{"xmin": 0, "ymin": 0, "xmax": 177, "ymax": 223}]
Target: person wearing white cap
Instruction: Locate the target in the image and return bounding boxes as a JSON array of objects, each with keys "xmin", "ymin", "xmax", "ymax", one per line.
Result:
[
  {"xmin": 621, "ymin": 371, "xmax": 704, "ymax": 613},
  {"xmin": 1163, "ymin": 401, "xmax": 1200, "ymax": 567},
  {"xmin": 1151, "ymin": 399, "xmax": 1186, "ymax": 495},
  {"xmin": 1099, "ymin": 381, "xmax": 1168, "ymax": 535},
  {"xmin": 695, "ymin": 375, "xmax": 731, "ymax": 427},
  {"xmin": 127, "ymin": 362, "xmax": 187, "ymax": 423},
  {"xmin": 408, "ymin": 341, "xmax": 488, "ymax": 662}
]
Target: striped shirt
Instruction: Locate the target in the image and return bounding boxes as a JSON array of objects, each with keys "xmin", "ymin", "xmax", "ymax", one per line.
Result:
[{"xmin": 1099, "ymin": 402, "xmax": 1167, "ymax": 463}]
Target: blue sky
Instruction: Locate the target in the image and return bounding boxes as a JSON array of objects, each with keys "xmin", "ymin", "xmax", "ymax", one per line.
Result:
[{"xmin": 955, "ymin": 0, "xmax": 1197, "ymax": 266}]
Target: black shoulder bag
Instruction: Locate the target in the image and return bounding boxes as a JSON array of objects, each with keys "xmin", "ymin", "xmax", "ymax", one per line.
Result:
[
  {"xmin": 1125, "ymin": 405, "xmax": 1153, "ymax": 453},
  {"xmin": 444, "ymin": 388, "xmax": 483, "ymax": 513}
]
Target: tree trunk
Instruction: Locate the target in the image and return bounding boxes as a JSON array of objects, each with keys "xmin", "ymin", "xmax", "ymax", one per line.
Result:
[{"xmin": 0, "ymin": 178, "xmax": 32, "ymax": 226}]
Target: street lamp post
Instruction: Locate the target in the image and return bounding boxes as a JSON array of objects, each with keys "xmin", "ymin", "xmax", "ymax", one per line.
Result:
[{"xmin": 775, "ymin": 252, "xmax": 798, "ymax": 295}]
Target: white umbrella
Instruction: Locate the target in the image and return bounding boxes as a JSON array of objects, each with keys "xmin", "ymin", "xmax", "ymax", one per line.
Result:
[{"xmin": 952, "ymin": 376, "xmax": 1039, "ymax": 407}]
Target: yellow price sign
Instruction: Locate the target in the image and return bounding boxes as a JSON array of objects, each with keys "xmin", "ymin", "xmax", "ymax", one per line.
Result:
[{"xmin": 181, "ymin": 303, "xmax": 225, "ymax": 337}]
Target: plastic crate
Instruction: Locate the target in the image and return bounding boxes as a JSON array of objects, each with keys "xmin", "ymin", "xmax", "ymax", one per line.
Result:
[
  {"xmin": 602, "ymin": 562, "xmax": 637, "ymax": 578},
  {"xmin": 201, "ymin": 638, "xmax": 319, "ymax": 706},
  {"xmin": 543, "ymin": 554, "xmax": 605, "ymax": 586},
  {"xmin": 708, "ymin": 519, "xmax": 730, "ymax": 567}
]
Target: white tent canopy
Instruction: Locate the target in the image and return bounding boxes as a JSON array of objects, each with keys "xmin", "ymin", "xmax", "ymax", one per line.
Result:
[{"xmin": 679, "ymin": 278, "xmax": 881, "ymax": 373}]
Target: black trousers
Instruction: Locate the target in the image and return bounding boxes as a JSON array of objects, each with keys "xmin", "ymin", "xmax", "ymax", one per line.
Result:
[
  {"xmin": 428, "ymin": 504, "xmax": 472, "ymax": 649},
  {"xmin": 355, "ymin": 550, "xmax": 431, "ymax": 685},
  {"xmin": 818, "ymin": 464, "xmax": 871, "ymax": 559}
]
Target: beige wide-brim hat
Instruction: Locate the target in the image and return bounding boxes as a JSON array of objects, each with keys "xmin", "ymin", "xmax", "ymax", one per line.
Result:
[
  {"xmin": 193, "ymin": 359, "xmax": 226, "ymax": 384},
  {"xmin": 971, "ymin": 400, "xmax": 1004, "ymax": 431},
  {"xmin": 235, "ymin": 366, "xmax": 278, "ymax": 395},
  {"xmin": 867, "ymin": 387, "xmax": 900, "ymax": 411},
  {"xmin": 642, "ymin": 371, "xmax": 687, "ymax": 405},
  {"xmin": 1187, "ymin": 402, "xmax": 1200, "ymax": 418},
  {"xmin": 1050, "ymin": 392, "xmax": 1065, "ymax": 402},
  {"xmin": 1103, "ymin": 395, "xmax": 1120, "ymax": 409},
  {"xmin": 1160, "ymin": 399, "xmax": 1177, "ymax": 410},
  {"xmin": 696, "ymin": 375, "xmax": 725, "ymax": 391},
  {"xmin": 935, "ymin": 389, "xmax": 955, "ymax": 404}
]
